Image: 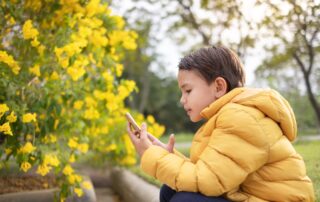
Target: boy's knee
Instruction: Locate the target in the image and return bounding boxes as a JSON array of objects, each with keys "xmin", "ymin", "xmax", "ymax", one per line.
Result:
[
  {"xmin": 170, "ymin": 192, "xmax": 191, "ymax": 202},
  {"xmin": 160, "ymin": 184, "xmax": 176, "ymax": 202}
]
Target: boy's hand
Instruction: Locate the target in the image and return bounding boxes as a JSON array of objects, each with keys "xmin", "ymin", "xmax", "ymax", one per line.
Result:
[
  {"xmin": 147, "ymin": 132, "xmax": 175, "ymax": 153},
  {"xmin": 127, "ymin": 122, "xmax": 152, "ymax": 157}
]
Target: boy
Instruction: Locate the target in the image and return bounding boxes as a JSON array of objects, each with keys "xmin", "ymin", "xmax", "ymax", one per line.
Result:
[{"xmin": 127, "ymin": 46, "xmax": 315, "ymax": 202}]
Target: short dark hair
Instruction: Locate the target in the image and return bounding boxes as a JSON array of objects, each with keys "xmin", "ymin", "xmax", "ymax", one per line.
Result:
[{"xmin": 178, "ymin": 45, "xmax": 245, "ymax": 92}]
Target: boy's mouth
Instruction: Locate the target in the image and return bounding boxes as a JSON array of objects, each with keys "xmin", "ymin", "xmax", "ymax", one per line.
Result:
[{"xmin": 185, "ymin": 108, "xmax": 192, "ymax": 114}]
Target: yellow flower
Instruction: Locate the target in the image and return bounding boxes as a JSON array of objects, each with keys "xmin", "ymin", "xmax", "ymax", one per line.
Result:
[
  {"xmin": 102, "ymin": 71, "xmax": 114, "ymax": 83},
  {"xmin": 29, "ymin": 64, "xmax": 41, "ymax": 77},
  {"xmin": 69, "ymin": 154, "xmax": 76, "ymax": 163},
  {"xmin": 59, "ymin": 57, "xmax": 69, "ymax": 68},
  {"xmin": 36, "ymin": 164, "xmax": 51, "ymax": 176},
  {"xmin": 84, "ymin": 107, "xmax": 100, "ymax": 120},
  {"xmin": 50, "ymin": 71, "xmax": 60, "ymax": 80},
  {"xmin": 26, "ymin": 134, "xmax": 33, "ymax": 141},
  {"xmin": 100, "ymin": 126, "xmax": 109, "ymax": 134},
  {"xmin": 105, "ymin": 144, "xmax": 117, "ymax": 152},
  {"xmin": 68, "ymin": 174, "xmax": 82, "ymax": 184},
  {"xmin": 85, "ymin": 0, "xmax": 105, "ymax": 17},
  {"xmin": 68, "ymin": 138, "xmax": 78, "ymax": 149},
  {"xmin": 54, "ymin": 119, "xmax": 59, "ymax": 130},
  {"xmin": 19, "ymin": 142, "xmax": 36, "ymax": 154},
  {"xmin": 147, "ymin": 115, "xmax": 155, "ymax": 124},
  {"xmin": 31, "ymin": 38, "xmax": 40, "ymax": 47},
  {"xmin": 54, "ymin": 47, "xmax": 63, "ymax": 58},
  {"xmin": 22, "ymin": 113, "xmax": 37, "ymax": 123},
  {"xmin": 73, "ymin": 100, "xmax": 84, "ymax": 110},
  {"xmin": 109, "ymin": 30, "xmax": 137, "ymax": 50},
  {"xmin": 93, "ymin": 90, "xmax": 106, "ymax": 100},
  {"xmin": 0, "ymin": 104, "xmax": 9, "ymax": 119},
  {"xmin": 25, "ymin": 0, "xmax": 42, "ymax": 12},
  {"xmin": 85, "ymin": 97, "xmax": 97, "ymax": 108},
  {"xmin": 6, "ymin": 111, "xmax": 17, "ymax": 123},
  {"xmin": 125, "ymin": 80, "xmax": 136, "ymax": 92},
  {"xmin": 37, "ymin": 45, "xmax": 45, "ymax": 56},
  {"xmin": 50, "ymin": 134, "xmax": 57, "ymax": 143},
  {"xmin": 63, "ymin": 164, "xmax": 74, "ymax": 176},
  {"xmin": 77, "ymin": 143, "xmax": 88, "ymax": 153},
  {"xmin": 8, "ymin": 16, "xmax": 16, "ymax": 25},
  {"xmin": 22, "ymin": 20, "xmax": 39, "ymax": 40},
  {"xmin": 115, "ymin": 64, "xmax": 123, "ymax": 77},
  {"xmin": 5, "ymin": 148, "xmax": 12, "ymax": 155},
  {"xmin": 90, "ymin": 29, "xmax": 108, "ymax": 47},
  {"xmin": 21, "ymin": 162, "xmax": 32, "ymax": 172},
  {"xmin": 35, "ymin": 122, "xmax": 40, "ymax": 132},
  {"xmin": 118, "ymin": 85, "xmax": 130, "ymax": 99},
  {"xmin": 106, "ymin": 101, "xmax": 118, "ymax": 112},
  {"xmin": 82, "ymin": 181, "xmax": 92, "ymax": 190},
  {"xmin": 43, "ymin": 182, "xmax": 48, "ymax": 188},
  {"xmin": 62, "ymin": 42, "xmax": 84, "ymax": 58},
  {"xmin": 123, "ymin": 31, "xmax": 138, "ymax": 50},
  {"xmin": 67, "ymin": 66, "xmax": 85, "ymax": 81},
  {"xmin": 0, "ymin": 122, "xmax": 13, "ymax": 136},
  {"xmin": 112, "ymin": 16, "xmax": 125, "ymax": 29},
  {"xmin": 44, "ymin": 154, "xmax": 60, "ymax": 167},
  {"xmin": 123, "ymin": 135, "xmax": 135, "ymax": 155},
  {"xmin": 42, "ymin": 134, "xmax": 57, "ymax": 144},
  {"xmin": 74, "ymin": 188, "xmax": 83, "ymax": 197},
  {"xmin": 119, "ymin": 155, "xmax": 136, "ymax": 166},
  {"xmin": 0, "ymin": 51, "xmax": 21, "ymax": 74}
]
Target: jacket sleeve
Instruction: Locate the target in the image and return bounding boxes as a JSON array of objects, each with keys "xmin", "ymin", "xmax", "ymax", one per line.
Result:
[{"xmin": 140, "ymin": 106, "xmax": 269, "ymax": 196}]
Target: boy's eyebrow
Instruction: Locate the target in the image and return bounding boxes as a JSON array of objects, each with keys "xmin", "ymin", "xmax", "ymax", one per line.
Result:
[{"xmin": 180, "ymin": 83, "xmax": 190, "ymax": 89}]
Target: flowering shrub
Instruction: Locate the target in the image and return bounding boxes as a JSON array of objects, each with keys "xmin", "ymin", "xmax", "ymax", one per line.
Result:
[{"xmin": 0, "ymin": 0, "xmax": 165, "ymax": 200}]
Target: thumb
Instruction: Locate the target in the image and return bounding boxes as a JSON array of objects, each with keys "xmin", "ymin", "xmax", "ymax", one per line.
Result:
[
  {"xmin": 140, "ymin": 122, "xmax": 148, "ymax": 139},
  {"xmin": 167, "ymin": 134, "xmax": 175, "ymax": 153}
]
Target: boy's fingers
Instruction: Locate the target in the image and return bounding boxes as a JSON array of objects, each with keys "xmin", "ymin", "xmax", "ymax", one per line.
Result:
[
  {"xmin": 167, "ymin": 134, "xmax": 175, "ymax": 153},
  {"xmin": 127, "ymin": 123, "xmax": 138, "ymax": 142},
  {"xmin": 140, "ymin": 122, "xmax": 148, "ymax": 139},
  {"xmin": 147, "ymin": 133, "xmax": 157, "ymax": 143}
]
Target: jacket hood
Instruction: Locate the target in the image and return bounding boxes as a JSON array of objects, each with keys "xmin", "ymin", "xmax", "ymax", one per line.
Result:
[{"xmin": 201, "ymin": 88, "xmax": 297, "ymax": 141}]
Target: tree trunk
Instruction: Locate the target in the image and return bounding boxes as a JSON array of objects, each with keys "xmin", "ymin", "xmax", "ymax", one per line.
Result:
[
  {"xmin": 302, "ymin": 72, "xmax": 320, "ymax": 128},
  {"xmin": 138, "ymin": 70, "xmax": 150, "ymax": 113},
  {"xmin": 293, "ymin": 53, "xmax": 320, "ymax": 128}
]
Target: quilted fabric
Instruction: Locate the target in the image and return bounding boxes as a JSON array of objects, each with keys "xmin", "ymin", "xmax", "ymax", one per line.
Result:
[{"xmin": 141, "ymin": 88, "xmax": 315, "ymax": 201}]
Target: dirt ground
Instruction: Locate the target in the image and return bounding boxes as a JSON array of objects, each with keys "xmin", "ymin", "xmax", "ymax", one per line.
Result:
[{"xmin": 0, "ymin": 175, "xmax": 58, "ymax": 194}]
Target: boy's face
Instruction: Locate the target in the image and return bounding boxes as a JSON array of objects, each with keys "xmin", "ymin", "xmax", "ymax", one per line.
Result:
[{"xmin": 178, "ymin": 69, "xmax": 222, "ymax": 122}]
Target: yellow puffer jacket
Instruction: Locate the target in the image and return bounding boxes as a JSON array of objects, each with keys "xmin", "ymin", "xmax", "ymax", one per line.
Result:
[{"xmin": 141, "ymin": 88, "xmax": 315, "ymax": 201}]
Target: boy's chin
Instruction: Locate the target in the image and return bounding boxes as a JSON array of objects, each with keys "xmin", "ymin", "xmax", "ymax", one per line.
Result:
[{"xmin": 190, "ymin": 116, "xmax": 203, "ymax": 122}]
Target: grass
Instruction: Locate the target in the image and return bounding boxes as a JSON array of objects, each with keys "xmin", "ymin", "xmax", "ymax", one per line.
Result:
[
  {"xmin": 294, "ymin": 141, "xmax": 320, "ymax": 201},
  {"xmin": 136, "ymin": 133, "xmax": 319, "ymax": 200},
  {"xmin": 160, "ymin": 132, "xmax": 194, "ymax": 143}
]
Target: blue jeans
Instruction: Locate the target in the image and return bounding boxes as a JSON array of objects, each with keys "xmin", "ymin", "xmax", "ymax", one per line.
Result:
[{"xmin": 160, "ymin": 184, "xmax": 231, "ymax": 202}]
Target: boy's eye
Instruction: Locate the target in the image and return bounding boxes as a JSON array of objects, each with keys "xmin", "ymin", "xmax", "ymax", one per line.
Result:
[{"xmin": 186, "ymin": 89, "xmax": 191, "ymax": 93}]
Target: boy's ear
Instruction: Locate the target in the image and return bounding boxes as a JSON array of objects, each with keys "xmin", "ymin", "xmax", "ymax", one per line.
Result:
[{"xmin": 212, "ymin": 77, "xmax": 228, "ymax": 98}]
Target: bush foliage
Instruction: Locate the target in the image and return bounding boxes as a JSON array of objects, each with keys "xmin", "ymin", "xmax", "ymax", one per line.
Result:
[{"xmin": 0, "ymin": 0, "xmax": 164, "ymax": 200}]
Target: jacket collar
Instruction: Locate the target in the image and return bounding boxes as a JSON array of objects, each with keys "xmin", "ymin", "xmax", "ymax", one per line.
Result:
[{"xmin": 200, "ymin": 87, "xmax": 245, "ymax": 119}]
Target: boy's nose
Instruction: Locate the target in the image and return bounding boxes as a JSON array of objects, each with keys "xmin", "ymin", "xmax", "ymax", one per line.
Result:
[{"xmin": 180, "ymin": 96, "xmax": 185, "ymax": 105}]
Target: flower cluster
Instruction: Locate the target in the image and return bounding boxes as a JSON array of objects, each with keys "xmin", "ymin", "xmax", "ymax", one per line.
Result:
[{"xmin": 0, "ymin": 0, "xmax": 165, "ymax": 200}]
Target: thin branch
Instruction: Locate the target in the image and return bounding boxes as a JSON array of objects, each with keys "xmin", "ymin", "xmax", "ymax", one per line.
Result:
[
  {"xmin": 293, "ymin": 51, "xmax": 308, "ymax": 77},
  {"xmin": 176, "ymin": 0, "xmax": 210, "ymax": 45}
]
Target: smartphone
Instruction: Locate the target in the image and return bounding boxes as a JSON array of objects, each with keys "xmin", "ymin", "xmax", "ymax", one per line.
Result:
[{"xmin": 125, "ymin": 112, "xmax": 141, "ymax": 131}]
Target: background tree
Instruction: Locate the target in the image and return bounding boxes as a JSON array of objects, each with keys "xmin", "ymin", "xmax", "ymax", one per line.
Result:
[
  {"xmin": 255, "ymin": 0, "xmax": 320, "ymax": 128},
  {"xmin": 167, "ymin": 0, "xmax": 257, "ymax": 59},
  {"xmin": 111, "ymin": 0, "xmax": 320, "ymax": 133},
  {"xmin": 117, "ymin": 13, "xmax": 201, "ymax": 133}
]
